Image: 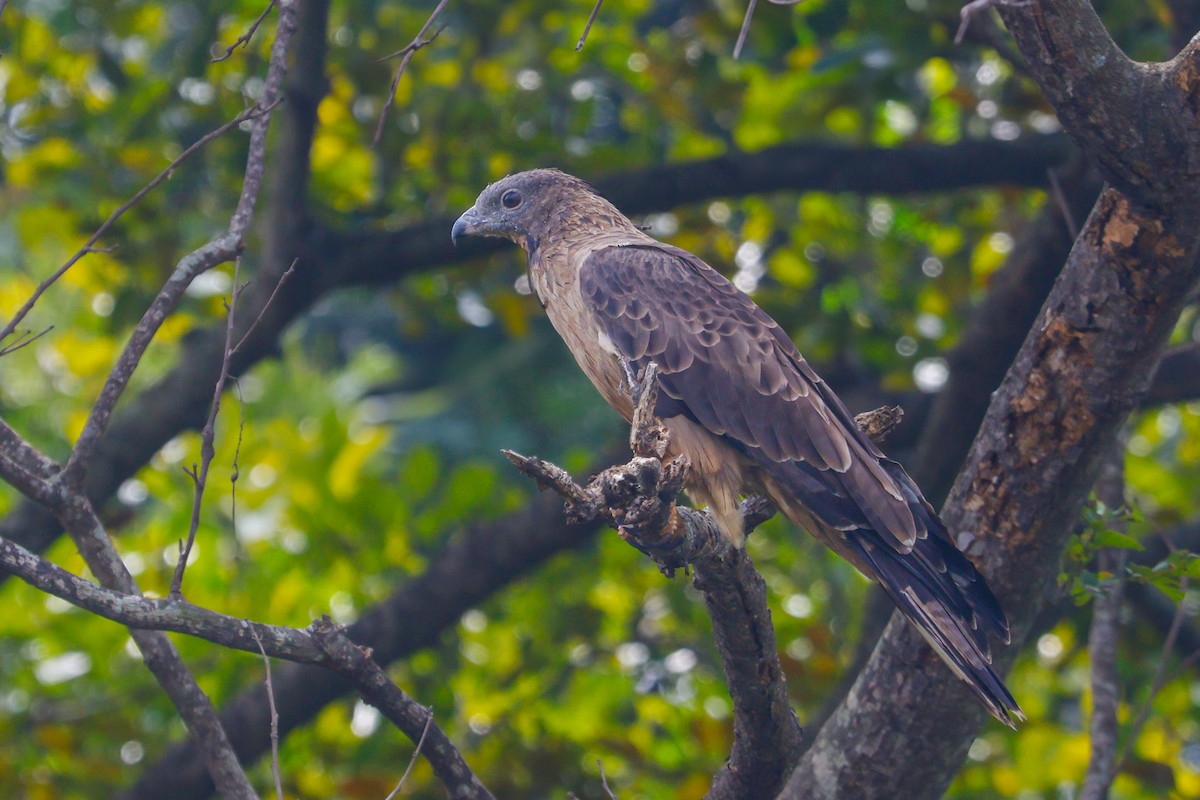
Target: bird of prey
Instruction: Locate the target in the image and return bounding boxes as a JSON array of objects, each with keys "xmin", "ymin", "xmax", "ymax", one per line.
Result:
[{"xmin": 453, "ymin": 168, "xmax": 1023, "ymax": 727}]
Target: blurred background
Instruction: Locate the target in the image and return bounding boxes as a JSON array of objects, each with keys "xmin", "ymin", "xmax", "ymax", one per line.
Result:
[{"xmin": 0, "ymin": 0, "xmax": 1197, "ymax": 797}]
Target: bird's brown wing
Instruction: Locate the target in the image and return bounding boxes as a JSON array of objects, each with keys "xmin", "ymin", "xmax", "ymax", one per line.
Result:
[
  {"xmin": 579, "ymin": 242, "xmax": 922, "ymax": 551},
  {"xmin": 579, "ymin": 243, "xmax": 1021, "ymax": 725}
]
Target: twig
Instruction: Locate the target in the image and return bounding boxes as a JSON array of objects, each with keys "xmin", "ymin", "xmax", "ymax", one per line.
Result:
[
  {"xmin": 385, "ymin": 710, "xmax": 435, "ymax": 800},
  {"xmin": 0, "ymin": 325, "xmax": 53, "ymax": 357},
  {"xmin": 733, "ymin": 0, "xmax": 758, "ymax": 60},
  {"xmin": 1080, "ymin": 447, "xmax": 1126, "ymax": 800},
  {"xmin": 372, "ymin": 0, "xmax": 450, "ymax": 147},
  {"xmin": 1112, "ymin": 570, "xmax": 1189, "ymax": 782},
  {"xmin": 575, "ymin": 0, "xmax": 605, "ymax": 51},
  {"xmin": 231, "ymin": 258, "xmax": 298, "ymax": 356},
  {"xmin": 63, "ymin": 0, "xmax": 294, "ymax": 488},
  {"xmin": 733, "ymin": 0, "xmax": 804, "ymax": 59},
  {"xmin": 213, "ymin": 0, "xmax": 277, "ymax": 62},
  {"xmin": 230, "ymin": 378, "xmax": 246, "ymax": 557},
  {"xmin": 596, "ymin": 759, "xmax": 618, "ymax": 799},
  {"xmin": 310, "ymin": 618, "xmax": 495, "ymax": 799},
  {"xmin": 170, "ymin": 262, "xmax": 246, "ymax": 598},
  {"xmin": 1048, "ymin": 166, "xmax": 1080, "ymax": 240},
  {"xmin": 251, "ymin": 630, "xmax": 286, "ymax": 800},
  {"xmin": 0, "ymin": 103, "xmax": 271, "ymax": 350},
  {"xmin": 955, "ymin": 0, "xmax": 1035, "ymax": 45}
]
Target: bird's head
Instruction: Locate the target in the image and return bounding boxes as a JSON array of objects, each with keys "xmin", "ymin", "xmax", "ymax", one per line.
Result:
[{"xmin": 452, "ymin": 169, "xmax": 630, "ymax": 252}]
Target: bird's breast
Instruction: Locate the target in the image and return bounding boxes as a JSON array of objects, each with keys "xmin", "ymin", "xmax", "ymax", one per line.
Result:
[{"xmin": 531, "ymin": 245, "xmax": 634, "ymax": 420}]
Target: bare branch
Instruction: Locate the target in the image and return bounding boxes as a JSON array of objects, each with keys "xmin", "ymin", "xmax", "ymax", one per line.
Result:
[
  {"xmin": 231, "ymin": 258, "xmax": 298, "ymax": 356},
  {"xmin": 310, "ymin": 618, "xmax": 495, "ymax": 800},
  {"xmin": 56, "ymin": 495, "xmax": 259, "ymax": 799},
  {"xmin": 504, "ymin": 380, "xmax": 906, "ymax": 799},
  {"xmin": 0, "ymin": 325, "xmax": 53, "ymax": 357},
  {"xmin": 0, "ymin": 452, "xmax": 59, "ymax": 507},
  {"xmin": 372, "ymin": 0, "xmax": 450, "ymax": 147},
  {"xmin": 575, "ymin": 0, "xmax": 605, "ymax": 51},
  {"xmin": 955, "ymin": 0, "xmax": 1033, "ymax": 46},
  {"xmin": 63, "ymin": 0, "xmax": 296, "ymax": 488},
  {"xmin": 1113, "ymin": 537, "xmax": 1189, "ymax": 783},
  {"xmin": 1080, "ymin": 448, "xmax": 1127, "ymax": 800},
  {"xmin": 597, "ymin": 759, "xmax": 617, "ymax": 800},
  {"xmin": 385, "ymin": 711, "xmax": 434, "ymax": 800},
  {"xmin": 0, "ymin": 418, "xmax": 60, "ymax": 480},
  {"xmin": 733, "ymin": 0, "xmax": 757, "ymax": 60},
  {"xmin": 213, "ymin": 0, "xmax": 278, "ymax": 62},
  {"xmin": 0, "ymin": 103, "xmax": 272, "ymax": 351},
  {"xmin": 0, "ymin": 529, "xmax": 490, "ymax": 800},
  {"xmin": 171, "ymin": 261, "xmax": 245, "ymax": 598},
  {"xmin": 251, "ymin": 631, "xmax": 286, "ymax": 800},
  {"xmin": 733, "ymin": 0, "xmax": 804, "ymax": 59}
]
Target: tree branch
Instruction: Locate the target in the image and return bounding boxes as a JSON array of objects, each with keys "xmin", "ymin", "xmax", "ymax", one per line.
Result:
[
  {"xmin": 0, "ymin": 529, "xmax": 493, "ymax": 800},
  {"xmin": 999, "ymin": 0, "xmax": 1200, "ymax": 210},
  {"xmin": 121, "ymin": 495, "xmax": 602, "ymax": 800},
  {"xmin": 781, "ymin": 187, "xmax": 1200, "ymax": 798},
  {"xmin": 506, "ymin": 369, "xmax": 902, "ymax": 800},
  {"xmin": 62, "ymin": 0, "xmax": 297, "ymax": 488},
  {"xmin": 0, "ymin": 133, "xmax": 1073, "ymax": 579},
  {"xmin": 0, "ymin": 103, "xmax": 273, "ymax": 350},
  {"xmin": 311, "ymin": 618, "xmax": 495, "ymax": 800},
  {"xmin": 1080, "ymin": 447, "xmax": 1127, "ymax": 800}
]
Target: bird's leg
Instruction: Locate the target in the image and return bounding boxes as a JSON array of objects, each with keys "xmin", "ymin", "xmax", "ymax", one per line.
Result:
[{"xmin": 622, "ymin": 360, "xmax": 669, "ymax": 460}]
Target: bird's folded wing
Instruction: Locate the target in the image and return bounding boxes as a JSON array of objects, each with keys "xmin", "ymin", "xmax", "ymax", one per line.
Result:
[{"xmin": 578, "ymin": 243, "xmax": 921, "ymax": 551}]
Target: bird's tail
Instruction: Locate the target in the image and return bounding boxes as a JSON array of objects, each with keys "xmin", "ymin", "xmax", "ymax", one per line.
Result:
[
  {"xmin": 845, "ymin": 505, "xmax": 1025, "ymax": 728},
  {"xmin": 761, "ymin": 454, "xmax": 1024, "ymax": 728}
]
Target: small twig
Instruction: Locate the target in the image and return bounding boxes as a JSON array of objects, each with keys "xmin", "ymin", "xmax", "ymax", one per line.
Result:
[
  {"xmin": 373, "ymin": 0, "xmax": 451, "ymax": 147},
  {"xmin": 231, "ymin": 258, "xmax": 297, "ymax": 356},
  {"xmin": 213, "ymin": 0, "xmax": 277, "ymax": 62},
  {"xmin": 1048, "ymin": 167, "xmax": 1080, "ymax": 240},
  {"xmin": 1112, "ymin": 570, "xmax": 1190, "ymax": 782},
  {"xmin": 733, "ymin": 0, "xmax": 758, "ymax": 60},
  {"xmin": 575, "ymin": 0, "xmax": 605, "ymax": 51},
  {"xmin": 251, "ymin": 629, "xmax": 285, "ymax": 800},
  {"xmin": 955, "ymin": 0, "xmax": 1035, "ymax": 45},
  {"xmin": 170, "ymin": 261, "xmax": 246, "ymax": 598},
  {"xmin": 310, "ymin": 618, "xmax": 494, "ymax": 799},
  {"xmin": 1080, "ymin": 447, "xmax": 1126, "ymax": 800},
  {"xmin": 385, "ymin": 710, "xmax": 435, "ymax": 800},
  {"xmin": 0, "ymin": 325, "xmax": 53, "ymax": 358},
  {"xmin": 733, "ymin": 0, "xmax": 804, "ymax": 59},
  {"xmin": 596, "ymin": 759, "xmax": 618, "ymax": 800},
  {"xmin": 229, "ymin": 378, "xmax": 246, "ymax": 557},
  {"xmin": 0, "ymin": 103, "xmax": 272, "ymax": 349}
]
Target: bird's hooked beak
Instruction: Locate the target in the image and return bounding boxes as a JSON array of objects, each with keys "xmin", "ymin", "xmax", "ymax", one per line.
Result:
[{"xmin": 451, "ymin": 205, "xmax": 485, "ymax": 247}]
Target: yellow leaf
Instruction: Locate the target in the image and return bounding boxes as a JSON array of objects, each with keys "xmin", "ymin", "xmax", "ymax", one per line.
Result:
[{"xmin": 328, "ymin": 426, "xmax": 386, "ymax": 500}]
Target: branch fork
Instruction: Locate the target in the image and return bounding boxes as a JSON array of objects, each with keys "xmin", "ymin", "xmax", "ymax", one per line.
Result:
[{"xmin": 504, "ymin": 362, "xmax": 695, "ymax": 573}]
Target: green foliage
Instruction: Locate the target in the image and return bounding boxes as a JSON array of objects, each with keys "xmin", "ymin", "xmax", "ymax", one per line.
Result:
[{"xmin": 2, "ymin": 0, "xmax": 1199, "ymax": 798}]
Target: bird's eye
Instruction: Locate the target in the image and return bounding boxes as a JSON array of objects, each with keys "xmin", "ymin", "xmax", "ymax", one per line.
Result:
[{"xmin": 501, "ymin": 189, "xmax": 522, "ymax": 209}]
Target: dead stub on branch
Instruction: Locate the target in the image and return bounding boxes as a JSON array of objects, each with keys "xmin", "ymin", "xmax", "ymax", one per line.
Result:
[{"xmin": 503, "ymin": 361, "xmax": 904, "ymax": 573}]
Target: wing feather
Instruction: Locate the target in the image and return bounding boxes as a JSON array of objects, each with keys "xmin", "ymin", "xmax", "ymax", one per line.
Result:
[{"xmin": 579, "ymin": 243, "xmax": 916, "ymax": 549}]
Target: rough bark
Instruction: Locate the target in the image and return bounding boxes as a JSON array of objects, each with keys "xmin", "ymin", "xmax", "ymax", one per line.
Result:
[
  {"xmin": 781, "ymin": 2, "xmax": 1200, "ymax": 794},
  {"xmin": 782, "ymin": 190, "xmax": 1200, "ymax": 799}
]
